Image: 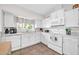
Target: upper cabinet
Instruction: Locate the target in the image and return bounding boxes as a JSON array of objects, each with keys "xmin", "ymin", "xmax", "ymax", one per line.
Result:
[
  {"xmin": 0, "ymin": 9, "xmax": 3, "ymax": 32},
  {"xmin": 35, "ymin": 20, "xmax": 42, "ymax": 28},
  {"xmin": 35, "ymin": 9, "xmax": 65, "ymax": 28},
  {"xmin": 65, "ymin": 8, "xmax": 79, "ymax": 27},
  {"xmin": 42, "ymin": 17, "xmax": 51, "ymax": 28},
  {"xmin": 4, "ymin": 12, "xmax": 16, "ymax": 27},
  {"xmin": 50, "ymin": 9, "xmax": 65, "ymax": 26},
  {"xmin": 51, "ymin": 9, "xmax": 64, "ymax": 19},
  {"xmin": 42, "ymin": 9, "xmax": 65, "ymax": 28}
]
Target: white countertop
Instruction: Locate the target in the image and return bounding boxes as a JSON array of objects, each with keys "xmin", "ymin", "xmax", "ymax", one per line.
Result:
[{"xmin": 2, "ymin": 31, "xmax": 40, "ymax": 37}]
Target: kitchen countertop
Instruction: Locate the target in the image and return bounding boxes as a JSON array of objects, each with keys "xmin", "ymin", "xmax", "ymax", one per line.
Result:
[
  {"xmin": 2, "ymin": 31, "xmax": 40, "ymax": 37},
  {"xmin": 41, "ymin": 31, "xmax": 79, "ymax": 39},
  {"xmin": 1, "ymin": 31, "xmax": 79, "ymax": 39}
]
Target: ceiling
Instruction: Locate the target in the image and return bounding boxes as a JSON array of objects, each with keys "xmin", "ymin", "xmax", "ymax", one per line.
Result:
[{"xmin": 17, "ymin": 4, "xmax": 62, "ymax": 17}]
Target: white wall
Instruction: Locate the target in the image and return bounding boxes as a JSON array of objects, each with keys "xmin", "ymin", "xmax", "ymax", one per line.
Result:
[{"xmin": 0, "ymin": 4, "xmax": 44, "ymax": 20}]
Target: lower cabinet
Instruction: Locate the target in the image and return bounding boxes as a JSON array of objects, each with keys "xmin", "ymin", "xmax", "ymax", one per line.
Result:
[
  {"xmin": 41, "ymin": 33, "xmax": 50, "ymax": 45},
  {"xmin": 3, "ymin": 33, "xmax": 79, "ymax": 55},
  {"xmin": 2, "ymin": 35, "xmax": 21, "ymax": 51},
  {"xmin": 41, "ymin": 33, "xmax": 63, "ymax": 54},
  {"xmin": 21, "ymin": 33, "xmax": 40, "ymax": 48},
  {"xmin": 1, "ymin": 33, "xmax": 40, "ymax": 51},
  {"xmin": 21, "ymin": 34, "xmax": 30, "ymax": 48},
  {"xmin": 63, "ymin": 36, "xmax": 79, "ymax": 55}
]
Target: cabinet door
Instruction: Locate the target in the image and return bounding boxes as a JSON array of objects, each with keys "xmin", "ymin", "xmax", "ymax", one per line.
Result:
[
  {"xmin": 51, "ymin": 18, "xmax": 59, "ymax": 26},
  {"xmin": 22, "ymin": 34, "xmax": 35, "ymax": 48},
  {"xmin": 5, "ymin": 36, "xmax": 21, "ymax": 51},
  {"xmin": 42, "ymin": 20, "xmax": 46, "ymax": 28},
  {"xmin": 51, "ymin": 12, "xmax": 57, "ymax": 19},
  {"xmin": 22, "ymin": 34, "xmax": 29, "ymax": 48},
  {"xmin": 65, "ymin": 8, "xmax": 79, "ymax": 27},
  {"xmin": 41, "ymin": 33, "xmax": 50, "ymax": 45},
  {"xmin": 42, "ymin": 18, "xmax": 51, "ymax": 28},
  {"xmin": 35, "ymin": 20, "xmax": 41, "ymax": 28},
  {"xmin": 33, "ymin": 32, "xmax": 40, "ymax": 42},
  {"xmin": 63, "ymin": 37, "xmax": 78, "ymax": 55},
  {"xmin": 57, "ymin": 9, "xmax": 64, "ymax": 18},
  {"xmin": 51, "ymin": 17, "xmax": 64, "ymax": 26},
  {"xmin": 46, "ymin": 18, "xmax": 51, "ymax": 27},
  {"xmin": 22, "ymin": 33, "xmax": 40, "ymax": 48},
  {"xmin": 4, "ymin": 12, "xmax": 16, "ymax": 27}
]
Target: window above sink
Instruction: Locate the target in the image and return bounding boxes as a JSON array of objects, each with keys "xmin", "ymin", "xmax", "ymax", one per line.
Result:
[{"xmin": 16, "ymin": 17, "xmax": 35, "ymax": 32}]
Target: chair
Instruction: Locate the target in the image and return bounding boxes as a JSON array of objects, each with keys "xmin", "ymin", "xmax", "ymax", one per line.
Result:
[{"xmin": 0, "ymin": 41, "xmax": 11, "ymax": 55}]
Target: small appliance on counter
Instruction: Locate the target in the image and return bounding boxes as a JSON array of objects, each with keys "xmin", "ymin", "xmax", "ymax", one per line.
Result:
[
  {"xmin": 5, "ymin": 28, "xmax": 9, "ymax": 34},
  {"xmin": 10, "ymin": 27, "xmax": 17, "ymax": 34},
  {"xmin": 40, "ymin": 28, "xmax": 43, "ymax": 32},
  {"xmin": 44, "ymin": 30, "xmax": 49, "ymax": 33},
  {"xmin": 4, "ymin": 27, "xmax": 17, "ymax": 34}
]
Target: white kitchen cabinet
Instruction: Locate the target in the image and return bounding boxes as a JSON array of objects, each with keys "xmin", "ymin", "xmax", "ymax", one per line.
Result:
[
  {"xmin": 35, "ymin": 20, "xmax": 42, "ymax": 28},
  {"xmin": 22, "ymin": 33, "xmax": 40, "ymax": 48},
  {"xmin": 4, "ymin": 12, "xmax": 16, "ymax": 27},
  {"xmin": 63, "ymin": 36, "xmax": 79, "ymax": 55},
  {"xmin": 2, "ymin": 35, "xmax": 21, "ymax": 51},
  {"xmin": 42, "ymin": 20, "xmax": 46, "ymax": 28},
  {"xmin": 42, "ymin": 18, "xmax": 51, "ymax": 28},
  {"xmin": 41, "ymin": 32, "xmax": 50, "ymax": 45},
  {"xmin": 51, "ymin": 11, "xmax": 57, "ymax": 19},
  {"xmin": 0, "ymin": 10, "xmax": 3, "ymax": 32},
  {"xmin": 51, "ymin": 18, "xmax": 64, "ymax": 26},
  {"xmin": 56, "ymin": 9, "xmax": 64, "ymax": 18},
  {"xmin": 51, "ymin": 9, "xmax": 64, "ymax": 19},
  {"xmin": 21, "ymin": 34, "xmax": 30, "ymax": 48},
  {"xmin": 29, "ymin": 32, "xmax": 40, "ymax": 44},
  {"xmin": 35, "ymin": 32, "xmax": 41, "ymax": 42},
  {"xmin": 65, "ymin": 8, "xmax": 79, "ymax": 27},
  {"xmin": 41, "ymin": 32, "xmax": 63, "ymax": 54},
  {"xmin": 51, "ymin": 9, "xmax": 64, "ymax": 26}
]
